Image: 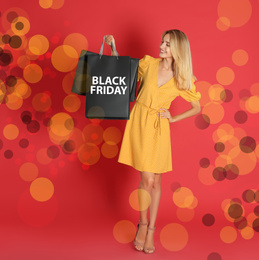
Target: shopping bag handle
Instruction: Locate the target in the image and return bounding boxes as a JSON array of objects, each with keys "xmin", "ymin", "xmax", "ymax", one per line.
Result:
[{"xmin": 99, "ymin": 36, "xmax": 119, "ymax": 58}]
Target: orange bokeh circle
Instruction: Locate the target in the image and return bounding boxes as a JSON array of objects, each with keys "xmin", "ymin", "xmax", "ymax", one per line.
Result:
[
  {"xmin": 30, "ymin": 177, "xmax": 54, "ymax": 202},
  {"xmin": 78, "ymin": 143, "xmax": 100, "ymax": 165},
  {"xmin": 218, "ymin": 0, "xmax": 252, "ymax": 27},
  {"xmin": 11, "ymin": 16, "xmax": 30, "ymax": 35},
  {"xmin": 173, "ymin": 187, "xmax": 194, "ymax": 208},
  {"xmin": 23, "ymin": 64, "xmax": 43, "ymax": 83},
  {"xmin": 113, "ymin": 220, "xmax": 136, "ymax": 244},
  {"xmin": 232, "ymin": 49, "xmax": 248, "ymax": 66},
  {"xmin": 216, "ymin": 17, "xmax": 230, "ymax": 31},
  {"xmin": 198, "ymin": 165, "xmax": 216, "ymax": 186},
  {"xmin": 241, "ymin": 226, "xmax": 254, "ymax": 240},
  {"xmin": 101, "ymin": 142, "xmax": 119, "ymax": 158},
  {"xmin": 29, "ymin": 34, "xmax": 49, "ymax": 55},
  {"xmin": 3, "ymin": 124, "xmax": 19, "ymax": 140},
  {"xmin": 51, "ymin": 45, "xmax": 78, "ymax": 72},
  {"xmin": 220, "ymin": 226, "xmax": 237, "ymax": 243},
  {"xmin": 39, "ymin": 0, "xmax": 53, "ymax": 9},
  {"xmin": 103, "ymin": 127, "xmax": 122, "ymax": 145},
  {"xmin": 64, "ymin": 33, "xmax": 88, "ymax": 56},
  {"xmin": 129, "ymin": 189, "xmax": 151, "ymax": 211},
  {"xmin": 5, "ymin": 93, "xmax": 23, "ymax": 110},
  {"xmin": 49, "ymin": 112, "xmax": 74, "ymax": 137},
  {"xmin": 63, "ymin": 94, "xmax": 81, "ymax": 112},
  {"xmin": 209, "ymin": 84, "xmax": 225, "ymax": 103},
  {"xmin": 245, "ymin": 96, "xmax": 259, "ymax": 114},
  {"xmin": 51, "ymin": 0, "xmax": 65, "ymax": 9},
  {"xmin": 216, "ymin": 67, "xmax": 235, "ymax": 86},
  {"xmin": 202, "ymin": 102, "xmax": 224, "ymax": 124},
  {"xmin": 160, "ymin": 223, "xmax": 188, "ymax": 252},
  {"xmin": 19, "ymin": 162, "xmax": 39, "ymax": 181}
]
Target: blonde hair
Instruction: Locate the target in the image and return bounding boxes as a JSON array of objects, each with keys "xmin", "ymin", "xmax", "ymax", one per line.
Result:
[{"xmin": 162, "ymin": 29, "xmax": 195, "ymax": 91}]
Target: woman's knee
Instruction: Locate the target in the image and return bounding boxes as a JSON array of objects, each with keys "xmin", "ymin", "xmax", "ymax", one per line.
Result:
[{"xmin": 140, "ymin": 172, "xmax": 155, "ymax": 189}]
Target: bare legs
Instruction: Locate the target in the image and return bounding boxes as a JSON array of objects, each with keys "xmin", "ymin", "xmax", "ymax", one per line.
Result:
[{"xmin": 134, "ymin": 171, "xmax": 161, "ymax": 252}]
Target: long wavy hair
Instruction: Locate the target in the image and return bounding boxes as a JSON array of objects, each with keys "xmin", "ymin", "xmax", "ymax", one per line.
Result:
[{"xmin": 162, "ymin": 29, "xmax": 195, "ymax": 91}]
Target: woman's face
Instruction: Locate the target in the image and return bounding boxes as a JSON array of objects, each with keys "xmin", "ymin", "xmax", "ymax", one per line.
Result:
[{"xmin": 159, "ymin": 33, "xmax": 173, "ymax": 58}]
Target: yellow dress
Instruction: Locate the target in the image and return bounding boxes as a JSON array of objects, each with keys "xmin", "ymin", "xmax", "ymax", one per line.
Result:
[{"xmin": 117, "ymin": 55, "xmax": 201, "ymax": 173}]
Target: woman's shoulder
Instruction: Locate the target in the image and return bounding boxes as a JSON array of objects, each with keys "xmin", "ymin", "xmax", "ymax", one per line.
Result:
[
  {"xmin": 140, "ymin": 55, "xmax": 160, "ymax": 67},
  {"xmin": 141, "ymin": 55, "xmax": 159, "ymax": 62}
]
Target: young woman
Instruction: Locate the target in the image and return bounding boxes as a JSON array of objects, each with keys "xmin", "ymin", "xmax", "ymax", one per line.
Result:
[{"xmin": 105, "ymin": 30, "xmax": 201, "ymax": 254}]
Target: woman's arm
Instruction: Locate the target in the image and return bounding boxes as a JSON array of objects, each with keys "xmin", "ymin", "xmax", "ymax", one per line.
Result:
[
  {"xmin": 159, "ymin": 100, "xmax": 201, "ymax": 123},
  {"xmin": 169, "ymin": 100, "xmax": 201, "ymax": 123},
  {"xmin": 105, "ymin": 35, "xmax": 117, "ymax": 56}
]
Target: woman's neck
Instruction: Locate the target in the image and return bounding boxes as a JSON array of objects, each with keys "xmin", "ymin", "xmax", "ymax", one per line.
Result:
[{"xmin": 160, "ymin": 58, "xmax": 174, "ymax": 71}]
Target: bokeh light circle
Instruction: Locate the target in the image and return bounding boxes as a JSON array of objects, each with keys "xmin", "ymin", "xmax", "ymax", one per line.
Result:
[
  {"xmin": 101, "ymin": 142, "xmax": 119, "ymax": 158},
  {"xmin": 194, "ymin": 114, "xmax": 210, "ymax": 129},
  {"xmin": 232, "ymin": 49, "xmax": 248, "ymax": 66},
  {"xmin": 216, "ymin": 67, "xmax": 235, "ymax": 86},
  {"xmin": 239, "ymin": 136, "xmax": 256, "ymax": 153},
  {"xmin": 63, "ymin": 33, "xmax": 88, "ymax": 56},
  {"xmin": 203, "ymin": 102, "xmax": 224, "ymax": 124},
  {"xmin": 113, "ymin": 220, "xmax": 136, "ymax": 244},
  {"xmin": 245, "ymin": 96, "xmax": 259, "ymax": 114},
  {"xmin": 11, "ymin": 16, "xmax": 30, "ymax": 35},
  {"xmin": 200, "ymin": 157, "xmax": 210, "ymax": 168},
  {"xmin": 63, "ymin": 94, "xmax": 81, "ymax": 112},
  {"xmin": 51, "ymin": 45, "xmax": 78, "ymax": 72},
  {"xmin": 173, "ymin": 187, "xmax": 194, "ymax": 208},
  {"xmin": 220, "ymin": 226, "xmax": 237, "ymax": 243},
  {"xmin": 160, "ymin": 223, "xmax": 188, "ymax": 252},
  {"xmin": 30, "ymin": 177, "xmax": 54, "ymax": 202},
  {"xmin": 49, "ymin": 112, "xmax": 74, "ymax": 137},
  {"xmin": 29, "ymin": 34, "xmax": 49, "ymax": 55},
  {"xmin": 241, "ymin": 226, "xmax": 254, "ymax": 239},
  {"xmin": 82, "ymin": 124, "xmax": 103, "ymax": 145},
  {"xmin": 39, "ymin": 0, "xmax": 53, "ymax": 9},
  {"xmin": 103, "ymin": 127, "xmax": 122, "ymax": 145},
  {"xmin": 218, "ymin": 0, "xmax": 252, "ymax": 27},
  {"xmin": 78, "ymin": 143, "xmax": 100, "ymax": 165},
  {"xmin": 129, "ymin": 188, "xmax": 151, "ymax": 211},
  {"xmin": 32, "ymin": 92, "xmax": 51, "ymax": 112},
  {"xmin": 19, "ymin": 162, "xmax": 38, "ymax": 181},
  {"xmin": 5, "ymin": 93, "xmax": 23, "ymax": 110},
  {"xmin": 216, "ymin": 17, "xmax": 230, "ymax": 31},
  {"xmin": 202, "ymin": 214, "xmax": 215, "ymax": 227},
  {"xmin": 234, "ymin": 110, "xmax": 248, "ymax": 124},
  {"xmin": 23, "ymin": 64, "xmax": 43, "ymax": 83},
  {"xmin": 207, "ymin": 252, "xmax": 222, "ymax": 260},
  {"xmin": 51, "ymin": 0, "xmax": 65, "ymax": 9},
  {"xmin": 3, "ymin": 124, "xmax": 19, "ymax": 140}
]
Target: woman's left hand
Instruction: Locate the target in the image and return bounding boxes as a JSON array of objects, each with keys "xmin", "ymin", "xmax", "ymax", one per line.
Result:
[{"xmin": 157, "ymin": 108, "xmax": 172, "ymax": 120}]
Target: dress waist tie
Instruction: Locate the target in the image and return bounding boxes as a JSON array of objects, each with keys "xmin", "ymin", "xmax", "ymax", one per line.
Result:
[{"xmin": 136, "ymin": 101, "xmax": 161, "ymax": 135}]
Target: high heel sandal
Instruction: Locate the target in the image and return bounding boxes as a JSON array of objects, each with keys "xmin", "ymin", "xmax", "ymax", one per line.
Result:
[
  {"xmin": 134, "ymin": 220, "xmax": 148, "ymax": 251},
  {"xmin": 144, "ymin": 226, "xmax": 156, "ymax": 254}
]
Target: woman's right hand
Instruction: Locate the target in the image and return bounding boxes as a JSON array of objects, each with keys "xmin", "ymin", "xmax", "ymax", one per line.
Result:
[
  {"xmin": 105, "ymin": 35, "xmax": 117, "ymax": 56},
  {"xmin": 105, "ymin": 35, "xmax": 115, "ymax": 47}
]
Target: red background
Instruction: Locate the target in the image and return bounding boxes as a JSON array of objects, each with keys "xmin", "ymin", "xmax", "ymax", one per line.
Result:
[{"xmin": 1, "ymin": 0, "xmax": 259, "ymax": 259}]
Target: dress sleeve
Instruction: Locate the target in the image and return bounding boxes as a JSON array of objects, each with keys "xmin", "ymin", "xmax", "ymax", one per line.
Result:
[
  {"xmin": 137, "ymin": 55, "xmax": 151, "ymax": 82},
  {"xmin": 179, "ymin": 80, "xmax": 201, "ymax": 102}
]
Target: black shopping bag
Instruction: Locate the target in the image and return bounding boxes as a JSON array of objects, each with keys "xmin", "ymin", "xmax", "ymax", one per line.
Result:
[{"xmin": 71, "ymin": 37, "xmax": 139, "ymax": 120}]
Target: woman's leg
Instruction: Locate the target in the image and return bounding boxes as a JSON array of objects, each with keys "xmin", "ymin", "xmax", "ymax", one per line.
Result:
[
  {"xmin": 144, "ymin": 173, "xmax": 161, "ymax": 253},
  {"xmin": 134, "ymin": 171, "xmax": 155, "ymax": 250}
]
